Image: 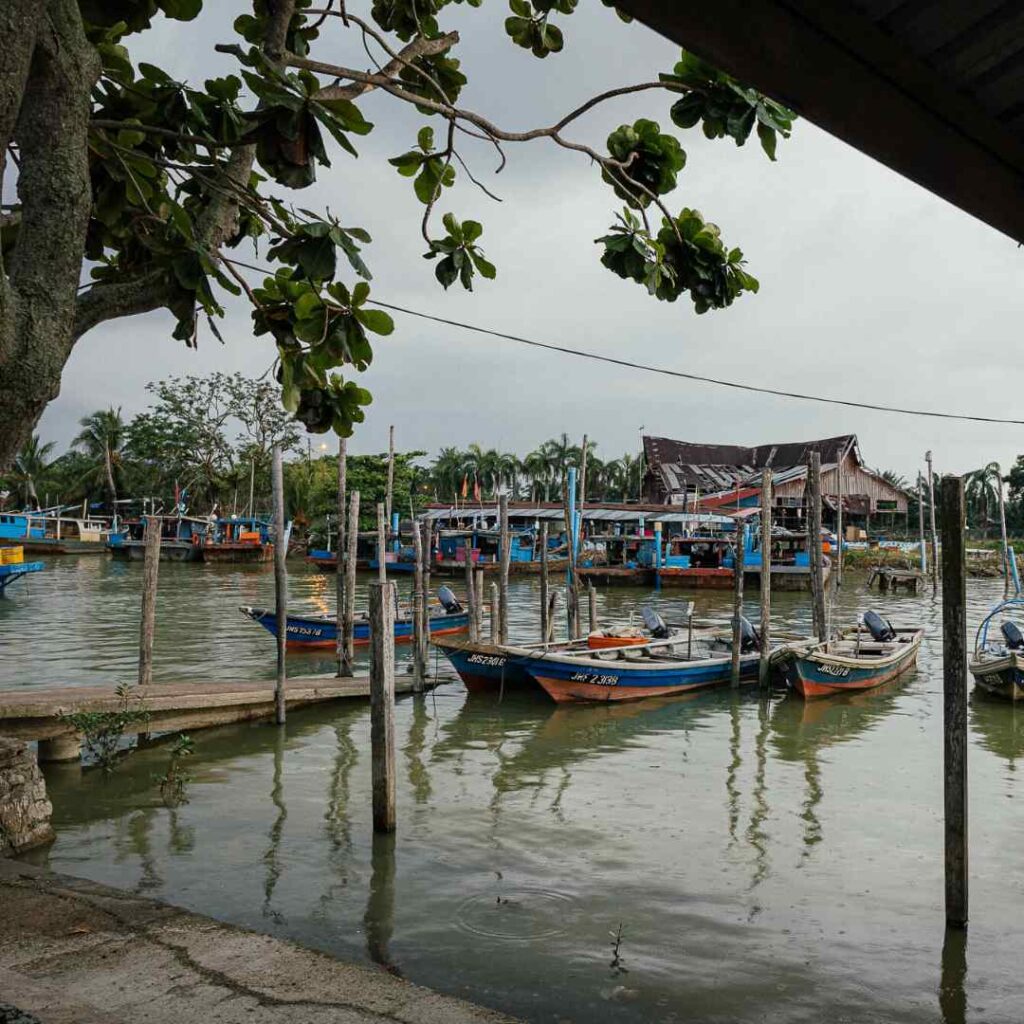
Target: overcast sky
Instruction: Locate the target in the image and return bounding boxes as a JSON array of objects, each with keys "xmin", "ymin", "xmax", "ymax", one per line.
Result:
[{"xmin": 36, "ymin": 2, "xmax": 1024, "ymax": 480}]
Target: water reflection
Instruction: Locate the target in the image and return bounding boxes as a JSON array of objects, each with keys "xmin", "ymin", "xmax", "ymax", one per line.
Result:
[
  {"xmin": 745, "ymin": 697, "xmax": 771, "ymax": 892},
  {"xmin": 970, "ymin": 691, "xmax": 1024, "ymax": 769},
  {"xmin": 726, "ymin": 699, "xmax": 742, "ymax": 846},
  {"xmin": 939, "ymin": 928, "xmax": 967, "ymax": 1024},
  {"xmin": 404, "ymin": 695, "xmax": 433, "ymax": 805},
  {"xmin": 263, "ymin": 727, "xmax": 287, "ymax": 922},
  {"xmin": 364, "ymin": 831, "xmax": 399, "ymax": 974}
]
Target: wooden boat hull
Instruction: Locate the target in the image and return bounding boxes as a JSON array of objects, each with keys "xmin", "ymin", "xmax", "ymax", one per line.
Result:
[
  {"xmin": 433, "ymin": 558, "xmax": 570, "ymax": 577},
  {"xmin": 969, "ymin": 653, "xmax": 1024, "ymax": 701},
  {"xmin": 204, "ymin": 543, "xmax": 274, "ymax": 564},
  {"xmin": 242, "ymin": 607, "xmax": 470, "ymax": 649},
  {"xmin": 433, "ymin": 638, "xmax": 537, "ymax": 694},
  {"xmin": 110, "ymin": 540, "xmax": 202, "ymax": 562},
  {"xmin": 10, "ymin": 538, "xmax": 108, "ymax": 555},
  {"xmin": 782, "ymin": 630, "xmax": 922, "ymax": 699},
  {"xmin": 577, "ymin": 566, "xmax": 650, "ymax": 586}
]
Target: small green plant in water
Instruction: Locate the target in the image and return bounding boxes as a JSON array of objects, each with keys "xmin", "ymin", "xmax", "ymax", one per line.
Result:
[
  {"xmin": 157, "ymin": 734, "xmax": 195, "ymax": 807},
  {"xmin": 55, "ymin": 683, "xmax": 148, "ymax": 773}
]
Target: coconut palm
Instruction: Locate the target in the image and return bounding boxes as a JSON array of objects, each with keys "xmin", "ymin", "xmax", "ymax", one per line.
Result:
[
  {"xmin": 73, "ymin": 407, "xmax": 125, "ymax": 506},
  {"xmin": 523, "ymin": 449, "xmax": 551, "ymax": 501},
  {"xmin": 463, "ymin": 443, "xmax": 501, "ymax": 497},
  {"xmin": 10, "ymin": 434, "xmax": 54, "ymax": 507},
  {"xmin": 965, "ymin": 463, "xmax": 1002, "ymax": 537},
  {"xmin": 431, "ymin": 447, "xmax": 467, "ymax": 501}
]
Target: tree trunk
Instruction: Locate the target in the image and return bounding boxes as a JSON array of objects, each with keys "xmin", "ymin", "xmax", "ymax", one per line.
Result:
[{"xmin": 104, "ymin": 445, "xmax": 117, "ymax": 506}]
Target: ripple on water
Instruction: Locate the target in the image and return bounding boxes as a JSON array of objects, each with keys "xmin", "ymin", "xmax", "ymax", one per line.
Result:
[{"xmin": 455, "ymin": 888, "xmax": 577, "ymax": 941}]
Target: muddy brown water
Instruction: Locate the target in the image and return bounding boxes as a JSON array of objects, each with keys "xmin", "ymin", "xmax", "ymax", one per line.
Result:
[{"xmin": 3, "ymin": 557, "xmax": 1022, "ymax": 1022}]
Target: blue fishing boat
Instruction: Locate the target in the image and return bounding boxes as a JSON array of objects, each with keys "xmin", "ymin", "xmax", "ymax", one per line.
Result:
[
  {"xmin": 240, "ymin": 588, "xmax": 469, "ymax": 649},
  {"xmin": 0, "ymin": 547, "xmax": 44, "ymax": 597},
  {"xmin": 970, "ymin": 594, "xmax": 1024, "ymax": 701}
]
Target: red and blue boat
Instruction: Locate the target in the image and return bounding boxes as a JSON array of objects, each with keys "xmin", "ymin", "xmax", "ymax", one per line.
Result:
[{"xmin": 239, "ymin": 588, "xmax": 469, "ymax": 649}]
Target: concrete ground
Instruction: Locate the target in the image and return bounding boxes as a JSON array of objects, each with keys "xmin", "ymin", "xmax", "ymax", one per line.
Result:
[{"xmin": 0, "ymin": 860, "xmax": 518, "ymax": 1024}]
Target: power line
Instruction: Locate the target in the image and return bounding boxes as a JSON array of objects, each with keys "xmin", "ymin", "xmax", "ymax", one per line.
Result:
[{"xmin": 369, "ymin": 299, "xmax": 1024, "ymax": 427}]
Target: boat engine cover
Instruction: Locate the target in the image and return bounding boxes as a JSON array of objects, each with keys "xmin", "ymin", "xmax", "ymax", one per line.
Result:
[
  {"xmin": 438, "ymin": 586, "xmax": 462, "ymax": 614},
  {"xmin": 1001, "ymin": 620, "xmax": 1024, "ymax": 651},
  {"xmin": 641, "ymin": 606, "xmax": 671, "ymax": 639},
  {"xmin": 863, "ymin": 610, "xmax": 896, "ymax": 642},
  {"xmin": 734, "ymin": 615, "xmax": 760, "ymax": 653}
]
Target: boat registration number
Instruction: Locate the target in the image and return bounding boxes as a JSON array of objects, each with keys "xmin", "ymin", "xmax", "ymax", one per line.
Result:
[
  {"xmin": 570, "ymin": 672, "xmax": 619, "ymax": 686},
  {"xmin": 467, "ymin": 653, "xmax": 505, "ymax": 667},
  {"xmin": 818, "ymin": 664, "xmax": 850, "ymax": 678},
  {"xmin": 287, "ymin": 625, "xmax": 324, "ymax": 637}
]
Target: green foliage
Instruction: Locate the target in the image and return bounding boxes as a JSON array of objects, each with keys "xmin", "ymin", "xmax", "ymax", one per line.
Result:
[
  {"xmin": 389, "ymin": 128, "xmax": 458, "ymax": 204},
  {"xmin": 603, "ymin": 120, "xmax": 685, "ymax": 208},
  {"xmin": 56, "ymin": 683, "xmax": 149, "ymax": 774},
  {"xmin": 156, "ymin": 734, "xmax": 195, "ymax": 806},
  {"xmin": 423, "ymin": 214, "xmax": 496, "ymax": 290},
  {"xmin": 662, "ymin": 50, "xmax": 795, "ymax": 161},
  {"xmin": 505, "ymin": 0, "xmax": 567, "ymax": 58}
]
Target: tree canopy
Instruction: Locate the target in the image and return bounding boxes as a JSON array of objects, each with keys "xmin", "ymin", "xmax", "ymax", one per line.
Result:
[{"xmin": 1, "ymin": 0, "xmax": 795, "ymax": 469}]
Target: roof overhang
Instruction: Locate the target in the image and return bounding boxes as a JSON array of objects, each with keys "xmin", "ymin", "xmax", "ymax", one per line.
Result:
[{"xmin": 618, "ymin": 0, "xmax": 1024, "ymax": 244}]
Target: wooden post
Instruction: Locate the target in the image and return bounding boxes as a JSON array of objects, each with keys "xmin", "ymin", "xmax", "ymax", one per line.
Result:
[
  {"xmin": 336, "ymin": 437, "xmax": 349, "ymax": 678},
  {"xmin": 420, "ymin": 520, "xmax": 431, "ymax": 672},
  {"xmin": 587, "ymin": 584, "xmax": 597, "ymax": 634},
  {"xmin": 475, "ymin": 568, "xmax": 485, "ymax": 641},
  {"xmin": 579, "ymin": 434, "xmax": 588, "ymax": 513},
  {"xmin": 489, "ymin": 581, "xmax": 499, "ymax": 643},
  {"xmin": 384, "ymin": 425, "xmax": 395, "ymax": 533},
  {"xmin": 918, "ymin": 474, "xmax": 928, "ymax": 575},
  {"xmin": 539, "ymin": 522, "xmax": 549, "ymax": 643},
  {"xmin": 369, "ymin": 581, "xmax": 397, "ymax": 834},
  {"xmin": 941, "ymin": 476, "xmax": 968, "ymax": 929},
  {"xmin": 271, "ymin": 444, "xmax": 287, "ymax": 725},
  {"xmin": 376, "ymin": 502, "xmax": 387, "ymax": 582},
  {"xmin": 343, "ymin": 490, "xmax": 359, "ymax": 673},
  {"xmin": 997, "ymin": 467, "xmax": 1010, "ymax": 597},
  {"xmin": 137, "ymin": 515, "xmax": 161, "ymax": 687},
  {"xmin": 412, "ymin": 525, "xmax": 425, "ymax": 691},
  {"xmin": 730, "ymin": 522, "xmax": 745, "ymax": 687},
  {"xmin": 464, "ymin": 538, "xmax": 477, "ymax": 642},
  {"xmin": 546, "ymin": 591, "xmax": 558, "ymax": 644},
  {"xmin": 835, "ymin": 451, "xmax": 844, "ymax": 588},
  {"xmin": 808, "ymin": 452, "xmax": 827, "ymax": 642},
  {"xmin": 927, "ymin": 451, "xmax": 939, "ymax": 594},
  {"xmin": 758, "ymin": 469, "xmax": 772, "ymax": 687},
  {"xmin": 499, "ymin": 493, "xmax": 510, "ymax": 644}
]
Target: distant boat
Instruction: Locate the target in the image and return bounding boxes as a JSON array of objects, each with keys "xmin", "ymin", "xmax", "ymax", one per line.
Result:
[
  {"xmin": 204, "ymin": 516, "xmax": 285, "ymax": 564},
  {"xmin": 240, "ymin": 587, "xmax": 469, "ymax": 649},
  {"xmin": 777, "ymin": 611, "xmax": 923, "ymax": 699},
  {"xmin": 108, "ymin": 515, "xmax": 208, "ymax": 562},
  {"xmin": 0, "ymin": 508, "xmax": 123, "ymax": 555},
  {"xmin": 969, "ymin": 595, "xmax": 1024, "ymax": 701}
]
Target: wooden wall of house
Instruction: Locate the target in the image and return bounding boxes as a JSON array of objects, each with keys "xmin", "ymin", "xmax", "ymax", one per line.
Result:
[{"xmin": 773, "ymin": 452, "xmax": 908, "ymax": 513}]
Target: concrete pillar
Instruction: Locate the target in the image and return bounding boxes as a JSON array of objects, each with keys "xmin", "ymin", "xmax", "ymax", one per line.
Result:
[{"xmin": 37, "ymin": 734, "xmax": 82, "ymax": 763}]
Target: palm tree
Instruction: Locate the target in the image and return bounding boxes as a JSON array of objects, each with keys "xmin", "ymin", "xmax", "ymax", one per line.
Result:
[
  {"xmin": 523, "ymin": 449, "xmax": 550, "ymax": 501},
  {"xmin": 965, "ymin": 462, "xmax": 1003, "ymax": 539},
  {"xmin": 496, "ymin": 451, "xmax": 521, "ymax": 497},
  {"xmin": 463, "ymin": 444, "xmax": 501, "ymax": 497},
  {"xmin": 431, "ymin": 447, "xmax": 466, "ymax": 501},
  {"xmin": 11, "ymin": 434, "xmax": 54, "ymax": 507},
  {"xmin": 73, "ymin": 407, "xmax": 125, "ymax": 506},
  {"xmin": 540, "ymin": 433, "xmax": 574, "ymax": 490}
]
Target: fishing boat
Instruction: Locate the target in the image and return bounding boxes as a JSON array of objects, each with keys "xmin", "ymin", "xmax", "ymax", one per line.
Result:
[
  {"xmin": 778, "ymin": 610, "xmax": 923, "ymax": 699},
  {"xmin": 0, "ymin": 546, "xmax": 44, "ymax": 597},
  {"xmin": 240, "ymin": 587, "xmax": 470, "ymax": 649},
  {"xmin": 969, "ymin": 594, "xmax": 1024, "ymax": 701},
  {"xmin": 108, "ymin": 515, "xmax": 209, "ymax": 562},
  {"xmin": 203, "ymin": 516, "xmax": 284, "ymax": 564},
  {"xmin": 0, "ymin": 508, "xmax": 123, "ymax": 555}
]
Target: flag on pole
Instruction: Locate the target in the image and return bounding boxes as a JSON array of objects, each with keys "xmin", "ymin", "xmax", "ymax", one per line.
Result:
[{"xmin": 460, "ymin": 475, "xmax": 468, "ymax": 498}]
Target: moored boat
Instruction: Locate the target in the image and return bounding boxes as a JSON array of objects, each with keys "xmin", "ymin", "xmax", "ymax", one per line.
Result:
[
  {"xmin": 204, "ymin": 516, "xmax": 283, "ymax": 563},
  {"xmin": 778, "ymin": 611, "xmax": 923, "ymax": 699},
  {"xmin": 969, "ymin": 596, "xmax": 1024, "ymax": 701},
  {"xmin": 240, "ymin": 587, "xmax": 469, "ymax": 649}
]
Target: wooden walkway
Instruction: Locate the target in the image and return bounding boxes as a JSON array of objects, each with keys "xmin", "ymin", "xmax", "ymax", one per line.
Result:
[
  {"xmin": 0, "ymin": 674, "xmax": 428, "ymax": 757},
  {"xmin": 867, "ymin": 567, "xmax": 924, "ymax": 593}
]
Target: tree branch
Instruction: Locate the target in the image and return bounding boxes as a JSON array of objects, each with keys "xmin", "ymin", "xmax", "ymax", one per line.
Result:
[{"xmin": 72, "ymin": 270, "xmax": 172, "ymax": 341}]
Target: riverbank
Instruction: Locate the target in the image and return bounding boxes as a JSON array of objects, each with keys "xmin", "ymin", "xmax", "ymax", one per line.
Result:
[{"xmin": 0, "ymin": 859, "xmax": 517, "ymax": 1024}]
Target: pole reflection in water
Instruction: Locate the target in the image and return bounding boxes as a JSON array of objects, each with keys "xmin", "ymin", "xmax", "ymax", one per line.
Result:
[
  {"xmin": 317, "ymin": 713, "xmax": 360, "ymax": 915},
  {"xmin": 939, "ymin": 927, "xmax": 967, "ymax": 1024},
  {"xmin": 263, "ymin": 726, "xmax": 287, "ymax": 923},
  {"xmin": 726, "ymin": 697, "xmax": 742, "ymax": 846},
  {"xmin": 364, "ymin": 830, "xmax": 399, "ymax": 975},
  {"xmin": 745, "ymin": 696, "xmax": 771, "ymax": 893},
  {"xmin": 124, "ymin": 808, "xmax": 162, "ymax": 893},
  {"xmin": 404, "ymin": 694, "xmax": 432, "ymax": 806}
]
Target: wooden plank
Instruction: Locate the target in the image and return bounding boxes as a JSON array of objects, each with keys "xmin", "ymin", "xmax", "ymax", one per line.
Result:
[
  {"xmin": 941, "ymin": 475, "xmax": 968, "ymax": 929},
  {"xmin": 137, "ymin": 516, "xmax": 161, "ymax": 687},
  {"xmin": 539, "ymin": 522, "xmax": 549, "ymax": 643},
  {"xmin": 336, "ymin": 437, "xmax": 347, "ymax": 676},
  {"xmin": 808, "ymin": 452, "xmax": 827, "ymax": 641},
  {"xmin": 376, "ymin": 502, "xmax": 387, "ymax": 583},
  {"xmin": 499, "ymin": 493, "xmax": 510, "ymax": 644},
  {"xmin": 369, "ymin": 581, "xmax": 397, "ymax": 834},
  {"xmin": 343, "ymin": 490, "xmax": 359, "ymax": 672}
]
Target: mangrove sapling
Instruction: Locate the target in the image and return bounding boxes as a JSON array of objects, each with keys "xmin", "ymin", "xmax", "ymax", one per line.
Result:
[
  {"xmin": 55, "ymin": 682, "xmax": 149, "ymax": 773},
  {"xmin": 609, "ymin": 922, "xmax": 627, "ymax": 973},
  {"xmin": 156, "ymin": 734, "xmax": 195, "ymax": 807}
]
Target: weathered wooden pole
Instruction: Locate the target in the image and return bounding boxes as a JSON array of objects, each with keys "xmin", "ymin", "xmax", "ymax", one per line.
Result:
[
  {"xmin": 473, "ymin": 568, "xmax": 483, "ymax": 639},
  {"xmin": 271, "ymin": 443, "xmax": 287, "ymax": 725},
  {"xmin": 138, "ymin": 514, "xmax": 161, "ymax": 687},
  {"xmin": 918, "ymin": 474, "xmax": 928, "ymax": 575},
  {"xmin": 539, "ymin": 522, "xmax": 550, "ymax": 643},
  {"xmin": 579, "ymin": 433, "xmax": 588, "ymax": 513},
  {"xmin": 587, "ymin": 583, "xmax": 597, "ymax": 634},
  {"xmin": 546, "ymin": 590, "xmax": 559, "ymax": 644},
  {"xmin": 941, "ymin": 475, "xmax": 968, "ymax": 929},
  {"xmin": 376, "ymin": 502, "xmax": 387, "ymax": 582},
  {"xmin": 499, "ymin": 493, "xmax": 511, "ymax": 644},
  {"xmin": 730, "ymin": 522, "xmax": 745, "ymax": 687},
  {"xmin": 997, "ymin": 467, "xmax": 1010, "ymax": 597},
  {"xmin": 419, "ymin": 520, "xmax": 431, "ymax": 675},
  {"xmin": 808, "ymin": 452, "xmax": 827, "ymax": 641},
  {"xmin": 343, "ymin": 490, "xmax": 359, "ymax": 673},
  {"xmin": 411, "ymin": 525, "xmax": 425, "ymax": 691},
  {"xmin": 927, "ymin": 450, "xmax": 939, "ymax": 593},
  {"xmin": 835, "ymin": 451, "xmax": 844, "ymax": 588},
  {"xmin": 384, "ymin": 425, "xmax": 395, "ymax": 532},
  {"xmin": 464, "ymin": 537, "xmax": 478, "ymax": 642},
  {"xmin": 758, "ymin": 469, "xmax": 772, "ymax": 687},
  {"xmin": 336, "ymin": 437, "xmax": 349, "ymax": 677},
  {"xmin": 369, "ymin": 580, "xmax": 397, "ymax": 833},
  {"xmin": 489, "ymin": 581, "xmax": 499, "ymax": 643}
]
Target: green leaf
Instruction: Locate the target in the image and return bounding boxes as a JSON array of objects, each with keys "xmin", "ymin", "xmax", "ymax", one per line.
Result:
[
  {"xmin": 417, "ymin": 126, "xmax": 434, "ymax": 152},
  {"xmin": 353, "ymin": 307, "xmax": 395, "ymax": 335},
  {"xmin": 757, "ymin": 121, "xmax": 777, "ymax": 161},
  {"xmin": 294, "ymin": 290, "xmax": 322, "ymax": 319},
  {"xmin": 351, "ymin": 281, "xmax": 370, "ymax": 307}
]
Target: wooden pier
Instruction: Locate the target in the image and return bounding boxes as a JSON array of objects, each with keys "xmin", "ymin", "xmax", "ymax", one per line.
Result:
[
  {"xmin": 0, "ymin": 674, "xmax": 428, "ymax": 761},
  {"xmin": 867, "ymin": 567, "xmax": 923, "ymax": 593}
]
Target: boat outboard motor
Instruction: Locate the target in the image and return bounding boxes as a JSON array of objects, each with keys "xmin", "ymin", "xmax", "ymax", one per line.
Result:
[
  {"xmin": 733, "ymin": 616, "xmax": 760, "ymax": 653},
  {"xmin": 1001, "ymin": 621, "xmax": 1024, "ymax": 651},
  {"xmin": 641, "ymin": 606, "xmax": 671, "ymax": 640},
  {"xmin": 863, "ymin": 610, "xmax": 896, "ymax": 643},
  {"xmin": 437, "ymin": 586, "xmax": 462, "ymax": 614}
]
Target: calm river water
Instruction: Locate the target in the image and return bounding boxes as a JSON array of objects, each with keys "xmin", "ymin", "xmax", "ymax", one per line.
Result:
[{"xmin": 3, "ymin": 557, "xmax": 1023, "ymax": 1022}]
